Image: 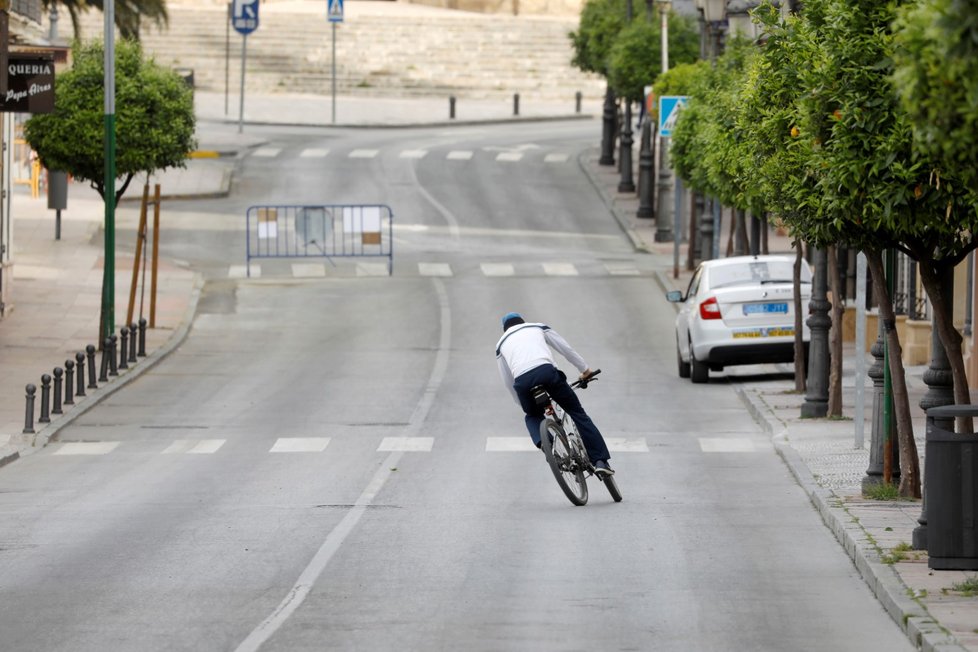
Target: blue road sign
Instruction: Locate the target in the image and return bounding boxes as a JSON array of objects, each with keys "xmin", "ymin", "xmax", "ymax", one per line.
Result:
[
  {"xmin": 658, "ymin": 95, "xmax": 688, "ymax": 137},
  {"xmin": 328, "ymin": 0, "xmax": 344, "ymax": 23},
  {"xmin": 232, "ymin": 0, "xmax": 260, "ymax": 35}
]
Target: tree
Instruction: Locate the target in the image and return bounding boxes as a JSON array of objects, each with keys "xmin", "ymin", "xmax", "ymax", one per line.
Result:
[
  {"xmin": 569, "ymin": 0, "xmax": 630, "ymax": 77},
  {"xmin": 43, "ymin": 0, "xmax": 168, "ymax": 41},
  {"xmin": 606, "ymin": 12, "xmax": 699, "ymax": 103},
  {"xmin": 24, "ymin": 39, "xmax": 196, "ymax": 207}
]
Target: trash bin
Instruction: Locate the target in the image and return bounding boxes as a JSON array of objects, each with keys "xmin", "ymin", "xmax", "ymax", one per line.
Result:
[{"xmin": 925, "ymin": 404, "xmax": 978, "ymax": 570}]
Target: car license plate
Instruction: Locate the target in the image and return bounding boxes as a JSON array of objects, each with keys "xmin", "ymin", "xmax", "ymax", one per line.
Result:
[
  {"xmin": 733, "ymin": 328, "xmax": 795, "ymax": 339},
  {"xmin": 743, "ymin": 302, "xmax": 788, "ymax": 315}
]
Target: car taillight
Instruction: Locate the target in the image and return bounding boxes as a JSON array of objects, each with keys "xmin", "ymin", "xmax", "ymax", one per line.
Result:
[{"xmin": 699, "ymin": 296, "xmax": 721, "ymax": 320}]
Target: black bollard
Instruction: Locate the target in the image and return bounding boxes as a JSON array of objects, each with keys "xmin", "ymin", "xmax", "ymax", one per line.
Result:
[
  {"xmin": 109, "ymin": 335, "xmax": 119, "ymax": 376},
  {"xmin": 76, "ymin": 352, "xmax": 88, "ymax": 396},
  {"xmin": 138, "ymin": 319, "xmax": 147, "ymax": 357},
  {"xmin": 513, "ymin": 93, "xmax": 520, "ymax": 116},
  {"xmin": 64, "ymin": 360, "xmax": 75, "ymax": 406},
  {"xmin": 449, "ymin": 96, "xmax": 456, "ymax": 120},
  {"xmin": 119, "ymin": 327, "xmax": 129, "ymax": 370},
  {"xmin": 39, "ymin": 374, "xmax": 52, "ymax": 423},
  {"xmin": 129, "ymin": 323, "xmax": 137, "ymax": 362},
  {"xmin": 575, "ymin": 91, "xmax": 582, "ymax": 114},
  {"xmin": 52, "ymin": 368, "xmax": 64, "ymax": 415},
  {"xmin": 87, "ymin": 345, "xmax": 98, "ymax": 388},
  {"xmin": 99, "ymin": 339, "xmax": 110, "ymax": 383},
  {"xmin": 23, "ymin": 384, "xmax": 36, "ymax": 434}
]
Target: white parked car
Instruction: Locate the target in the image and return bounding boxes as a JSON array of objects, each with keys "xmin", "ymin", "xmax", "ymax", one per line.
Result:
[{"xmin": 666, "ymin": 254, "xmax": 812, "ymax": 383}]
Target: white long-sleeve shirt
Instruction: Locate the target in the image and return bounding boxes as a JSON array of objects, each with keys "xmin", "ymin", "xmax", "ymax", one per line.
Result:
[{"xmin": 495, "ymin": 322, "xmax": 589, "ymax": 403}]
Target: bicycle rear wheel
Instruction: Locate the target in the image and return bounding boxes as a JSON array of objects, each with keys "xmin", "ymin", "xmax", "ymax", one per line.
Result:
[
  {"xmin": 601, "ymin": 473, "xmax": 623, "ymax": 502},
  {"xmin": 540, "ymin": 420, "xmax": 588, "ymax": 506}
]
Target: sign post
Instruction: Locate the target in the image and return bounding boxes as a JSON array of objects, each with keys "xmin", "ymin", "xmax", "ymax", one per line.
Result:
[
  {"xmin": 231, "ymin": 0, "xmax": 259, "ymax": 133},
  {"xmin": 103, "ymin": 0, "xmax": 116, "ymax": 344},
  {"xmin": 328, "ymin": 0, "xmax": 344, "ymax": 124}
]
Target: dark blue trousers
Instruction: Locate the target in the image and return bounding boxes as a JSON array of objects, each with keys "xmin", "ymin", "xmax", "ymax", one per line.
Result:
[{"xmin": 513, "ymin": 364, "xmax": 611, "ymax": 464}]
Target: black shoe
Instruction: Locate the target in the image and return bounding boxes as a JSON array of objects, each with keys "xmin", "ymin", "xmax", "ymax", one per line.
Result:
[{"xmin": 594, "ymin": 460, "xmax": 615, "ymax": 476}]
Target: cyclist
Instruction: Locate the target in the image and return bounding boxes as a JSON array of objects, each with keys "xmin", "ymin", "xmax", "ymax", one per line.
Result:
[{"xmin": 495, "ymin": 312, "xmax": 614, "ymax": 476}]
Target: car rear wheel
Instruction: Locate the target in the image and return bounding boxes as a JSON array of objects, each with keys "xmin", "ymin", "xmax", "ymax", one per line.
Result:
[
  {"xmin": 690, "ymin": 343, "xmax": 709, "ymax": 384},
  {"xmin": 677, "ymin": 339, "xmax": 690, "ymax": 378}
]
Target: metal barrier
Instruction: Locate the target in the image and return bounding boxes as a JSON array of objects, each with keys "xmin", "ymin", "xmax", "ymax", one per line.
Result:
[{"xmin": 245, "ymin": 204, "xmax": 394, "ymax": 277}]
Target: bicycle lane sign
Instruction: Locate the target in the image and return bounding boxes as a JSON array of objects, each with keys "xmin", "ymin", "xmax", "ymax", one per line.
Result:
[{"xmin": 658, "ymin": 95, "xmax": 688, "ymax": 137}]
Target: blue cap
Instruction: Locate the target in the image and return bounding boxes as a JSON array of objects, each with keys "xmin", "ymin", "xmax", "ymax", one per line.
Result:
[{"xmin": 501, "ymin": 312, "xmax": 523, "ymax": 330}]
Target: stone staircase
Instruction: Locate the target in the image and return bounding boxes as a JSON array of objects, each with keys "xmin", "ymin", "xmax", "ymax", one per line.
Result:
[{"xmin": 71, "ymin": 1, "xmax": 605, "ymax": 100}]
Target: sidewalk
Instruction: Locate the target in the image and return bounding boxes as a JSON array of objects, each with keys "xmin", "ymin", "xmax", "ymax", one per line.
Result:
[
  {"xmin": 582, "ymin": 151, "xmax": 978, "ymax": 651},
  {"xmin": 2, "ymin": 92, "xmax": 976, "ymax": 650}
]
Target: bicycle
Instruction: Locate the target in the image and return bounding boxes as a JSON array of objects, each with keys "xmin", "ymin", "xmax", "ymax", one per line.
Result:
[{"xmin": 532, "ymin": 369, "xmax": 622, "ymax": 506}]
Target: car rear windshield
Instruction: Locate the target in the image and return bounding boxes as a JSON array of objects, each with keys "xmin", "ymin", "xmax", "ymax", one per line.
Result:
[{"xmin": 709, "ymin": 260, "xmax": 811, "ymax": 289}]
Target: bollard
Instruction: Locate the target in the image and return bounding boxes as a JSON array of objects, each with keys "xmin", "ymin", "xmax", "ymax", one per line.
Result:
[
  {"xmin": 109, "ymin": 335, "xmax": 119, "ymax": 376},
  {"xmin": 129, "ymin": 323, "xmax": 138, "ymax": 362},
  {"xmin": 23, "ymin": 384, "xmax": 36, "ymax": 434},
  {"xmin": 52, "ymin": 368, "xmax": 64, "ymax": 415},
  {"xmin": 449, "ymin": 96, "xmax": 456, "ymax": 120},
  {"xmin": 87, "ymin": 345, "xmax": 98, "ymax": 388},
  {"xmin": 64, "ymin": 360, "xmax": 75, "ymax": 406},
  {"xmin": 513, "ymin": 93, "xmax": 520, "ymax": 116},
  {"xmin": 77, "ymin": 352, "xmax": 88, "ymax": 396},
  {"xmin": 575, "ymin": 91, "xmax": 582, "ymax": 114},
  {"xmin": 119, "ymin": 327, "xmax": 129, "ymax": 370},
  {"xmin": 138, "ymin": 319, "xmax": 147, "ymax": 357},
  {"xmin": 39, "ymin": 374, "xmax": 52, "ymax": 423},
  {"xmin": 99, "ymin": 339, "xmax": 110, "ymax": 383}
]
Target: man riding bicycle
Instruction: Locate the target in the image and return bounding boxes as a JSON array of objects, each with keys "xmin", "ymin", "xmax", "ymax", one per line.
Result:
[{"xmin": 495, "ymin": 312, "xmax": 614, "ymax": 476}]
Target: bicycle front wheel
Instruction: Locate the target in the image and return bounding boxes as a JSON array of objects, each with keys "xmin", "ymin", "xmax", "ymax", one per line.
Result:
[{"xmin": 540, "ymin": 420, "xmax": 588, "ymax": 506}]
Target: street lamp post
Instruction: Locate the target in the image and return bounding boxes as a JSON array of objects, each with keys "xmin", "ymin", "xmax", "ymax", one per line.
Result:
[
  {"xmin": 802, "ymin": 248, "xmax": 831, "ymax": 418},
  {"xmin": 654, "ymin": 0, "xmax": 674, "ymax": 242},
  {"xmin": 618, "ymin": 0, "xmax": 636, "ymax": 194}
]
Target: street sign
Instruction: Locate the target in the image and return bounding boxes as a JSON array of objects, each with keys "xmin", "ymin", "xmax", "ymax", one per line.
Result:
[
  {"xmin": 658, "ymin": 95, "xmax": 688, "ymax": 137},
  {"xmin": 328, "ymin": 0, "xmax": 344, "ymax": 23},
  {"xmin": 231, "ymin": 0, "xmax": 259, "ymax": 35}
]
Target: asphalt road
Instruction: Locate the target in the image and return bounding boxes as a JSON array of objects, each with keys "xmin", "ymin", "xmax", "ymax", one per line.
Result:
[{"xmin": 0, "ymin": 121, "xmax": 912, "ymax": 651}]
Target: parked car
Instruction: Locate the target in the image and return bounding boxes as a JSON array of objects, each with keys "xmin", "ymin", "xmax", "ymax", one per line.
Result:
[{"xmin": 666, "ymin": 254, "xmax": 812, "ymax": 383}]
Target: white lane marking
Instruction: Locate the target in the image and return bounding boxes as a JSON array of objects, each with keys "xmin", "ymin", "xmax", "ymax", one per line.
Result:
[
  {"xmin": 252, "ymin": 147, "xmax": 281, "ymax": 158},
  {"xmin": 292, "ymin": 263, "xmax": 326, "ymax": 278},
  {"xmin": 481, "ymin": 263, "xmax": 515, "ymax": 277},
  {"xmin": 348, "ymin": 149, "xmax": 379, "ymax": 159},
  {"xmin": 400, "ymin": 150, "xmax": 428, "ymax": 159},
  {"xmin": 270, "ymin": 437, "xmax": 331, "ymax": 453},
  {"xmin": 299, "ymin": 148, "xmax": 330, "ymax": 158},
  {"xmin": 486, "ymin": 437, "xmax": 538, "ymax": 452},
  {"xmin": 418, "ymin": 263, "xmax": 453, "ymax": 277},
  {"xmin": 699, "ymin": 438, "xmax": 756, "ymax": 453},
  {"xmin": 543, "ymin": 262, "xmax": 578, "ymax": 276},
  {"xmin": 236, "ymin": 279, "xmax": 452, "ymax": 652},
  {"xmin": 356, "ymin": 263, "xmax": 389, "ymax": 277},
  {"xmin": 606, "ymin": 437, "xmax": 649, "ymax": 452},
  {"xmin": 378, "ymin": 437, "xmax": 434, "ymax": 452},
  {"xmin": 545, "ymin": 153, "xmax": 569, "ymax": 163},
  {"xmin": 496, "ymin": 152, "xmax": 523, "ymax": 162},
  {"xmin": 229, "ymin": 265, "xmax": 262, "ymax": 279},
  {"xmin": 446, "ymin": 150, "xmax": 473, "ymax": 160},
  {"xmin": 54, "ymin": 442, "xmax": 120, "ymax": 456},
  {"xmin": 162, "ymin": 439, "xmax": 226, "ymax": 454},
  {"xmin": 604, "ymin": 263, "xmax": 640, "ymax": 276}
]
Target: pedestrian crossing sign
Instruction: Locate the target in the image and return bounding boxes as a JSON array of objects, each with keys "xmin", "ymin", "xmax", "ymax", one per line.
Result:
[
  {"xmin": 328, "ymin": 0, "xmax": 344, "ymax": 23},
  {"xmin": 658, "ymin": 96, "xmax": 688, "ymax": 137}
]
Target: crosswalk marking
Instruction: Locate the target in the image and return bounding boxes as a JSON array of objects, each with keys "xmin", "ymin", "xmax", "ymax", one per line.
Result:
[
  {"xmin": 698, "ymin": 438, "xmax": 756, "ymax": 453},
  {"xmin": 418, "ymin": 263, "xmax": 453, "ymax": 277},
  {"xmin": 349, "ymin": 149, "xmax": 379, "ymax": 159},
  {"xmin": 270, "ymin": 437, "xmax": 331, "ymax": 453},
  {"xmin": 163, "ymin": 439, "xmax": 227, "ymax": 455},
  {"xmin": 378, "ymin": 437, "xmax": 434, "ymax": 452},
  {"xmin": 604, "ymin": 263, "xmax": 640, "ymax": 276},
  {"xmin": 543, "ymin": 262, "xmax": 578, "ymax": 276},
  {"xmin": 447, "ymin": 150, "xmax": 473, "ymax": 160},
  {"xmin": 356, "ymin": 263, "xmax": 389, "ymax": 277},
  {"xmin": 292, "ymin": 263, "xmax": 326, "ymax": 278},
  {"xmin": 54, "ymin": 442, "xmax": 120, "ymax": 456},
  {"xmin": 544, "ymin": 153, "xmax": 569, "ymax": 163},
  {"xmin": 229, "ymin": 264, "xmax": 261, "ymax": 279},
  {"xmin": 481, "ymin": 263, "xmax": 515, "ymax": 277},
  {"xmin": 299, "ymin": 148, "xmax": 330, "ymax": 158},
  {"xmin": 606, "ymin": 437, "xmax": 650, "ymax": 453},
  {"xmin": 252, "ymin": 147, "xmax": 281, "ymax": 158},
  {"xmin": 496, "ymin": 152, "xmax": 524, "ymax": 162},
  {"xmin": 486, "ymin": 437, "xmax": 649, "ymax": 453},
  {"xmin": 400, "ymin": 150, "xmax": 428, "ymax": 159}
]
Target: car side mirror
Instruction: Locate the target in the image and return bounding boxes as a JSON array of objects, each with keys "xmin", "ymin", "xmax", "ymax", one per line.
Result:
[{"xmin": 665, "ymin": 290, "xmax": 683, "ymax": 303}]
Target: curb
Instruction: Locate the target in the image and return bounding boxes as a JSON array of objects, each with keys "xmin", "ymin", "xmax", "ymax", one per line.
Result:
[
  {"xmin": 577, "ymin": 150, "xmax": 649, "ymax": 254},
  {"xmin": 734, "ymin": 384, "xmax": 968, "ymax": 652},
  {"xmin": 198, "ymin": 113, "xmax": 594, "ymax": 131}
]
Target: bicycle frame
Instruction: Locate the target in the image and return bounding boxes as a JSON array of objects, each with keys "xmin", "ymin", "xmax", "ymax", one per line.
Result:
[{"xmin": 544, "ymin": 401, "xmax": 593, "ymax": 476}]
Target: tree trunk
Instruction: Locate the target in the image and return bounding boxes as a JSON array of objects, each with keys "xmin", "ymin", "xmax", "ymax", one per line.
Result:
[
  {"xmin": 865, "ymin": 249, "xmax": 922, "ymax": 498},
  {"xmin": 827, "ymin": 245, "xmax": 844, "ymax": 417},
  {"xmin": 793, "ymin": 240, "xmax": 806, "ymax": 393},
  {"xmin": 916, "ymin": 260, "xmax": 974, "ymax": 433}
]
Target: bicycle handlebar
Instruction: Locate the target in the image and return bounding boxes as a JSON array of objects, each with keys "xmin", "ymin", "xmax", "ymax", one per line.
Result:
[{"xmin": 572, "ymin": 369, "xmax": 602, "ymax": 389}]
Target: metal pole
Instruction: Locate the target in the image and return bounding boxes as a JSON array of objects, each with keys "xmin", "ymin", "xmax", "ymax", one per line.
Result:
[
  {"xmin": 854, "ymin": 252, "xmax": 867, "ymax": 449},
  {"xmin": 802, "ymin": 247, "xmax": 830, "ymax": 418},
  {"xmin": 600, "ymin": 86, "xmax": 616, "ymax": 166},
  {"xmin": 332, "ymin": 22, "xmax": 337, "ymax": 125},
  {"xmin": 225, "ymin": 2, "xmax": 231, "ymax": 115},
  {"xmin": 103, "ymin": 0, "xmax": 116, "ymax": 344},
  {"xmin": 238, "ymin": 33, "xmax": 247, "ymax": 133},
  {"xmin": 673, "ymin": 175, "xmax": 683, "ymax": 279}
]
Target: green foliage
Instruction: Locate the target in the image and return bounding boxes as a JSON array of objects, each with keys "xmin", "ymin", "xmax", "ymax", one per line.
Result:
[
  {"xmin": 24, "ymin": 39, "xmax": 196, "ymax": 205},
  {"xmin": 607, "ymin": 12, "xmax": 699, "ymax": 103},
  {"xmin": 569, "ymin": 0, "xmax": 629, "ymax": 76},
  {"xmin": 42, "ymin": 0, "xmax": 168, "ymax": 40}
]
